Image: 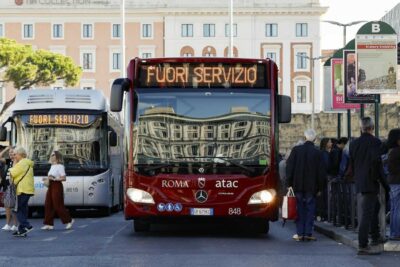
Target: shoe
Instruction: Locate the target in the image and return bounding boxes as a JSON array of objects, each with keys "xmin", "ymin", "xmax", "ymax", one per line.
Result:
[
  {"xmin": 24, "ymin": 225, "xmax": 34, "ymax": 233},
  {"xmin": 292, "ymin": 234, "xmax": 304, "ymax": 242},
  {"xmin": 1, "ymin": 224, "xmax": 11, "ymax": 231},
  {"xmin": 10, "ymin": 225, "xmax": 18, "ymax": 231},
  {"xmin": 65, "ymin": 219, "xmax": 75, "ymax": 230},
  {"xmin": 357, "ymin": 246, "xmax": 381, "ymax": 255},
  {"xmin": 370, "ymin": 236, "xmax": 387, "ymax": 246},
  {"xmin": 304, "ymin": 235, "xmax": 317, "ymax": 241},
  {"xmin": 41, "ymin": 225, "xmax": 54, "ymax": 230},
  {"xmin": 12, "ymin": 229, "xmax": 27, "ymax": 237}
]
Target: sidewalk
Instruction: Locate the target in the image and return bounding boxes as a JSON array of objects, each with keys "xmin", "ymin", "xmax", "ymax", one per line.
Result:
[{"xmin": 315, "ymin": 221, "xmax": 400, "ymax": 252}]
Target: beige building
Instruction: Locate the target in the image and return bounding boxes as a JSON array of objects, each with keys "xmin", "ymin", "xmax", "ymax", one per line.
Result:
[{"xmin": 0, "ymin": 0, "xmax": 327, "ymax": 115}]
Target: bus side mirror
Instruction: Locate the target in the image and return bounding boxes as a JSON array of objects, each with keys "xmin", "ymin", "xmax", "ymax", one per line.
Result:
[
  {"xmin": 0, "ymin": 126, "xmax": 7, "ymax": 142},
  {"xmin": 278, "ymin": 95, "xmax": 291, "ymax": 123},
  {"xmin": 109, "ymin": 131, "xmax": 118, "ymax": 147},
  {"xmin": 110, "ymin": 78, "xmax": 130, "ymax": 112}
]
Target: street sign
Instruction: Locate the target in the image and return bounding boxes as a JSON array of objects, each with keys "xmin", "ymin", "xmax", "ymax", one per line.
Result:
[{"xmin": 356, "ymin": 21, "xmax": 398, "ymax": 94}]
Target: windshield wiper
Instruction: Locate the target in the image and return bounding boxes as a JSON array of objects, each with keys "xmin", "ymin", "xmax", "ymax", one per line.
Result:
[{"xmin": 176, "ymin": 156, "xmax": 256, "ymax": 176}]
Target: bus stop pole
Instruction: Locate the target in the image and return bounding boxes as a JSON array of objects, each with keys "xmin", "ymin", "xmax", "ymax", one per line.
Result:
[
  {"xmin": 360, "ymin": 104, "xmax": 365, "ymax": 118},
  {"xmin": 375, "ymin": 102, "xmax": 379, "ymax": 137},
  {"xmin": 337, "ymin": 113, "xmax": 341, "ymax": 138},
  {"xmin": 347, "ymin": 109, "xmax": 351, "ymax": 138}
]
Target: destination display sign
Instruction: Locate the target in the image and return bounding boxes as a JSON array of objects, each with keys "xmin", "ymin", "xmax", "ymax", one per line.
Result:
[
  {"xmin": 138, "ymin": 62, "xmax": 267, "ymax": 88},
  {"xmin": 21, "ymin": 114, "xmax": 97, "ymax": 127}
]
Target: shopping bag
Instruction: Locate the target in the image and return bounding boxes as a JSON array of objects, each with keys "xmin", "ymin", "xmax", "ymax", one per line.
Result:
[{"xmin": 282, "ymin": 187, "xmax": 297, "ymax": 220}]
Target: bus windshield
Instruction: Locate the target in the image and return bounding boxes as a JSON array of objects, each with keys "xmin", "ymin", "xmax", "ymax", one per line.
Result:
[
  {"xmin": 134, "ymin": 88, "xmax": 271, "ymax": 176},
  {"xmin": 14, "ymin": 113, "xmax": 108, "ymax": 176}
]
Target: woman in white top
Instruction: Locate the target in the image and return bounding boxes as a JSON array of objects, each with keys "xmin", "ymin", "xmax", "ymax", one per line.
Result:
[{"xmin": 41, "ymin": 151, "xmax": 74, "ymax": 230}]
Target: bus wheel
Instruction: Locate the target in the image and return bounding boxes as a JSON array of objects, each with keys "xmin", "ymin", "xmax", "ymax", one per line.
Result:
[
  {"xmin": 133, "ymin": 220, "xmax": 150, "ymax": 232},
  {"xmin": 251, "ymin": 220, "xmax": 269, "ymax": 234},
  {"xmin": 99, "ymin": 207, "xmax": 111, "ymax": 217}
]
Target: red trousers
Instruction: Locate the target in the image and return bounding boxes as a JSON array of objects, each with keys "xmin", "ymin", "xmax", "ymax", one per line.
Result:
[{"xmin": 44, "ymin": 181, "xmax": 72, "ymax": 225}]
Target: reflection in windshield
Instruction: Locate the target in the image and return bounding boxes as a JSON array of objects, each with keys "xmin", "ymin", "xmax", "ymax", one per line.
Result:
[
  {"xmin": 14, "ymin": 114, "xmax": 108, "ymax": 174},
  {"xmin": 133, "ymin": 89, "xmax": 271, "ymax": 175}
]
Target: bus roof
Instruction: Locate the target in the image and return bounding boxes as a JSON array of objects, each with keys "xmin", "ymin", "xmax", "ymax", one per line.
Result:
[{"xmin": 12, "ymin": 89, "xmax": 107, "ymax": 112}]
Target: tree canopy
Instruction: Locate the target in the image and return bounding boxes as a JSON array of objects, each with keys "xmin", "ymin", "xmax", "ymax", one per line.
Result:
[{"xmin": 0, "ymin": 38, "xmax": 82, "ymax": 89}]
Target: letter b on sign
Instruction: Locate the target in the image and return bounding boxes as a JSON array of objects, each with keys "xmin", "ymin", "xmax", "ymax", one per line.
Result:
[{"xmin": 372, "ymin": 24, "xmax": 380, "ymax": 33}]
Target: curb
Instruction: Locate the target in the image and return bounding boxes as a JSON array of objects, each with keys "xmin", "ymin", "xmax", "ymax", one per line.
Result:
[{"xmin": 314, "ymin": 222, "xmax": 400, "ymax": 252}]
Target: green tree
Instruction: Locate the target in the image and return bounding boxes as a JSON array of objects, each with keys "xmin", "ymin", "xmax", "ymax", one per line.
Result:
[{"xmin": 0, "ymin": 38, "xmax": 82, "ymax": 114}]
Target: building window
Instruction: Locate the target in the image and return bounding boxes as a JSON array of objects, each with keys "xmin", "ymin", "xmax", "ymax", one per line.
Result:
[
  {"xmin": 183, "ymin": 53, "xmax": 193, "ymax": 57},
  {"xmin": 142, "ymin": 53, "xmax": 152, "ymax": 58},
  {"xmin": 0, "ymin": 24, "xmax": 4, "ymax": 37},
  {"xmin": 112, "ymin": 24, "xmax": 121, "ymax": 38},
  {"xmin": 297, "ymin": 86, "xmax": 307, "ymax": 103},
  {"xmin": 181, "ymin": 24, "xmax": 193, "ymax": 37},
  {"xmin": 82, "ymin": 53, "xmax": 93, "ymax": 70},
  {"xmin": 203, "ymin": 24, "xmax": 215, "ymax": 37},
  {"xmin": 23, "ymin": 24, "xmax": 34, "ymax": 39},
  {"xmin": 297, "ymin": 52, "xmax": 307, "ymax": 69},
  {"xmin": 142, "ymin": 24, "xmax": 152, "ymax": 38},
  {"xmin": 82, "ymin": 24, "xmax": 93, "ymax": 38},
  {"xmin": 296, "ymin": 23, "xmax": 308, "ymax": 37},
  {"xmin": 53, "ymin": 24, "xmax": 63, "ymax": 38},
  {"xmin": 225, "ymin": 23, "xmax": 237, "ymax": 37},
  {"xmin": 266, "ymin": 52, "xmax": 276, "ymax": 62},
  {"xmin": 265, "ymin": 23, "xmax": 278, "ymax": 37},
  {"xmin": 83, "ymin": 87, "xmax": 93, "ymax": 90},
  {"xmin": 112, "ymin": 53, "xmax": 121, "ymax": 70}
]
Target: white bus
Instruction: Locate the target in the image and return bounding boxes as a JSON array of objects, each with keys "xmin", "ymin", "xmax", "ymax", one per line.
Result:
[{"xmin": 0, "ymin": 89, "xmax": 124, "ymax": 215}]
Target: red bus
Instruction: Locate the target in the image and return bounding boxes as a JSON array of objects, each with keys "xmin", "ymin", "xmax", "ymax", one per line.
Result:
[{"xmin": 110, "ymin": 57, "xmax": 291, "ymax": 233}]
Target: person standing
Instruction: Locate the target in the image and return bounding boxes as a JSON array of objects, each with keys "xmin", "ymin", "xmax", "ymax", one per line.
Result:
[
  {"xmin": 350, "ymin": 117, "xmax": 386, "ymax": 255},
  {"xmin": 0, "ymin": 146, "xmax": 18, "ymax": 231},
  {"xmin": 386, "ymin": 128, "xmax": 400, "ymax": 241},
  {"xmin": 286, "ymin": 129, "xmax": 326, "ymax": 241},
  {"xmin": 41, "ymin": 151, "xmax": 74, "ymax": 230},
  {"xmin": 10, "ymin": 147, "xmax": 34, "ymax": 237}
]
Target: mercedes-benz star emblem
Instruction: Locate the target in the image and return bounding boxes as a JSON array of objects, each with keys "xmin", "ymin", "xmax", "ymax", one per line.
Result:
[
  {"xmin": 198, "ymin": 167, "xmax": 205, "ymax": 173},
  {"xmin": 198, "ymin": 177, "xmax": 205, "ymax": 188},
  {"xmin": 195, "ymin": 190, "xmax": 208, "ymax": 203}
]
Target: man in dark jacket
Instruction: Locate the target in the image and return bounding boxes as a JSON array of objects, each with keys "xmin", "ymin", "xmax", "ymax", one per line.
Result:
[
  {"xmin": 349, "ymin": 117, "xmax": 385, "ymax": 255},
  {"xmin": 286, "ymin": 129, "xmax": 326, "ymax": 241}
]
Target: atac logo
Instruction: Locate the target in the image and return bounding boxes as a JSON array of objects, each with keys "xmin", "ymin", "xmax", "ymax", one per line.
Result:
[
  {"xmin": 15, "ymin": 0, "xmax": 23, "ymax": 6},
  {"xmin": 198, "ymin": 177, "xmax": 206, "ymax": 188}
]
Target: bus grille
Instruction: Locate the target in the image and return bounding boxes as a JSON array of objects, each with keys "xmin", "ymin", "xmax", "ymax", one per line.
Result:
[
  {"xmin": 65, "ymin": 95, "xmax": 92, "ymax": 104},
  {"xmin": 27, "ymin": 94, "xmax": 54, "ymax": 104}
]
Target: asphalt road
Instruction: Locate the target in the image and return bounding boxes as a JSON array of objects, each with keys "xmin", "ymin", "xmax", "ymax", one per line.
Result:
[{"xmin": 0, "ymin": 211, "xmax": 399, "ymax": 267}]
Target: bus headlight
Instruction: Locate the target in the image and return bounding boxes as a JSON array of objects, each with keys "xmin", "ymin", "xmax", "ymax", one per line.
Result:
[
  {"xmin": 248, "ymin": 189, "xmax": 276, "ymax": 205},
  {"xmin": 127, "ymin": 188, "xmax": 155, "ymax": 204}
]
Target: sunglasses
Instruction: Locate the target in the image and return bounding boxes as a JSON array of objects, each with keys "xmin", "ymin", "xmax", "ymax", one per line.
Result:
[{"xmin": 51, "ymin": 154, "xmax": 55, "ymax": 157}]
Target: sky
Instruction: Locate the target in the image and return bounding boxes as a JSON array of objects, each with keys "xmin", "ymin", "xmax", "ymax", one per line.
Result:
[{"xmin": 320, "ymin": 0, "xmax": 400, "ymax": 50}]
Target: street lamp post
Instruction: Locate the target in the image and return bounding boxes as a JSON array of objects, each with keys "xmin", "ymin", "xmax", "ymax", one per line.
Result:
[
  {"xmin": 228, "ymin": 0, "xmax": 234, "ymax": 57},
  {"xmin": 298, "ymin": 55, "xmax": 328, "ymax": 129},
  {"xmin": 323, "ymin": 20, "xmax": 366, "ymax": 138}
]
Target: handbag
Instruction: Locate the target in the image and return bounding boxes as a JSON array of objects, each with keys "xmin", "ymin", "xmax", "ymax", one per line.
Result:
[
  {"xmin": 43, "ymin": 178, "xmax": 50, "ymax": 187},
  {"xmin": 282, "ymin": 187, "xmax": 297, "ymax": 221}
]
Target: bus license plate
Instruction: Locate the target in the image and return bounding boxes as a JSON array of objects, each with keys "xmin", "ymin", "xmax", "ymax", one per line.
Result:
[{"xmin": 190, "ymin": 208, "xmax": 214, "ymax": 216}]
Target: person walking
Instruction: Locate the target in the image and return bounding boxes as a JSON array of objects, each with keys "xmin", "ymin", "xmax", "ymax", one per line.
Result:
[
  {"xmin": 317, "ymin": 138, "xmax": 332, "ymax": 221},
  {"xmin": 10, "ymin": 146, "xmax": 34, "ymax": 237},
  {"xmin": 349, "ymin": 117, "xmax": 386, "ymax": 255},
  {"xmin": 286, "ymin": 129, "xmax": 326, "ymax": 241},
  {"xmin": 42, "ymin": 151, "xmax": 74, "ymax": 230},
  {"xmin": 386, "ymin": 128, "xmax": 400, "ymax": 241},
  {"xmin": 0, "ymin": 146, "xmax": 18, "ymax": 231}
]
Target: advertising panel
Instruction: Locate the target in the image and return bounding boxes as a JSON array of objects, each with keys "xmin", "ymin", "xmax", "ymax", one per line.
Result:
[
  {"xmin": 356, "ymin": 33, "xmax": 397, "ymax": 94},
  {"xmin": 343, "ymin": 50, "xmax": 378, "ymax": 103},
  {"xmin": 331, "ymin": 58, "xmax": 359, "ymax": 110}
]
